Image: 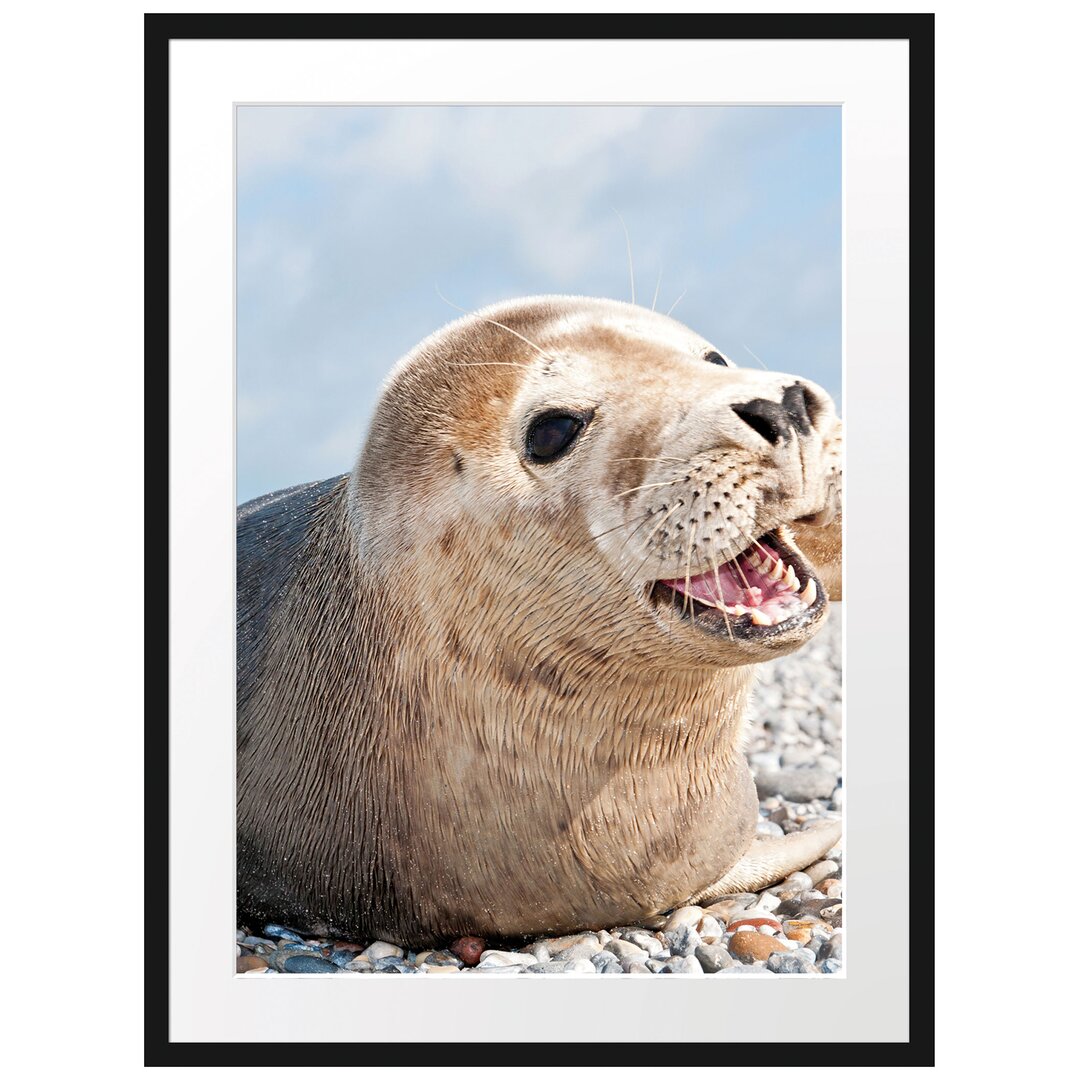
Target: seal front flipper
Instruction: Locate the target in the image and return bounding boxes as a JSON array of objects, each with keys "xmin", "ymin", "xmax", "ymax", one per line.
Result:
[{"xmin": 686, "ymin": 819, "xmax": 842, "ymax": 904}]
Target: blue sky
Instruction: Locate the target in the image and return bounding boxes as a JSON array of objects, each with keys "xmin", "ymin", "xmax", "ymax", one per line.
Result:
[{"xmin": 237, "ymin": 105, "xmax": 840, "ymax": 503}]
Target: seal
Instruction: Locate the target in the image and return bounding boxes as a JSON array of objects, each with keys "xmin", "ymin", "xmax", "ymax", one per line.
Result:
[{"xmin": 237, "ymin": 295, "xmax": 843, "ymax": 947}]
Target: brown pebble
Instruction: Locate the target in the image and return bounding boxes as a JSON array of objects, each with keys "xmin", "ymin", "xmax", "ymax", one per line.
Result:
[
  {"xmin": 818, "ymin": 877, "xmax": 841, "ymax": 892},
  {"xmin": 728, "ymin": 931, "xmax": 788, "ymax": 963},
  {"xmin": 236, "ymin": 955, "xmax": 268, "ymax": 973},
  {"xmin": 331, "ymin": 940, "xmax": 366, "ymax": 954},
  {"xmin": 450, "ymin": 936, "xmax": 486, "ymax": 966},
  {"xmin": 781, "ymin": 918, "xmax": 830, "ymax": 944}
]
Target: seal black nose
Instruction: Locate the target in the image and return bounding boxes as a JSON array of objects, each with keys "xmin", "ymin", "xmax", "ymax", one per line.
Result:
[{"xmin": 732, "ymin": 384, "xmax": 819, "ymax": 445}]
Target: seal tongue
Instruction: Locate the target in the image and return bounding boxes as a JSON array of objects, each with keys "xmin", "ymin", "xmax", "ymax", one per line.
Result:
[{"xmin": 660, "ymin": 540, "xmax": 817, "ymax": 627}]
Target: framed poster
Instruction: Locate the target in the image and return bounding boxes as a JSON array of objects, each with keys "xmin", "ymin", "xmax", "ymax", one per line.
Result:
[{"xmin": 149, "ymin": 13, "xmax": 931, "ymax": 1064}]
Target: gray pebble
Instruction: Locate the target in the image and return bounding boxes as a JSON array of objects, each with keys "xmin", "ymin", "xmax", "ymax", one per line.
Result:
[
  {"xmin": 523, "ymin": 961, "xmax": 570, "ymax": 973},
  {"xmin": 264, "ymin": 924, "xmax": 306, "ymax": 943},
  {"xmin": 818, "ymin": 933, "xmax": 842, "ymax": 962},
  {"xmin": 820, "ymin": 957, "xmax": 842, "ymax": 974},
  {"xmin": 756, "ymin": 819, "xmax": 785, "ymax": 838},
  {"xmin": 327, "ymin": 947, "xmax": 367, "ymax": 967},
  {"xmin": 663, "ymin": 925, "xmax": 702, "ymax": 957},
  {"xmin": 755, "ymin": 767, "xmax": 838, "ymax": 801},
  {"xmin": 343, "ymin": 957, "xmax": 374, "ymax": 973},
  {"xmin": 555, "ymin": 940, "xmax": 603, "ymax": 962},
  {"xmin": 767, "ymin": 952, "xmax": 816, "ymax": 974},
  {"xmin": 645, "ymin": 957, "xmax": 668, "ymax": 973},
  {"xmin": 607, "ymin": 939, "xmax": 648, "ymax": 964},
  {"xmin": 524, "ymin": 941, "xmax": 551, "ymax": 962},
  {"xmin": 242, "ymin": 936, "xmax": 277, "ymax": 950},
  {"xmin": 372, "ymin": 956, "xmax": 418, "ymax": 973},
  {"xmin": 283, "ymin": 954, "xmax": 339, "ymax": 974},
  {"xmin": 626, "ymin": 962, "xmax": 652, "ymax": 974},
  {"xmin": 477, "ymin": 950, "xmax": 537, "ymax": 968},
  {"xmin": 624, "ymin": 931, "xmax": 663, "ymax": 956},
  {"xmin": 361, "ymin": 940, "xmax": 404, "ymax": 961},
  {"xmin": 418, "ymin": 949, "xmax": 461, "ymax": 969},
  {"xmin": 266, "ymin": 944, "xmax": 319, "ymax": 971},
  {"xmin": 804, "ymin": 860, "xmax": 839, "ymax": 886},
  {"xmin": 564, "ymin": 958, "xmax": 597, "ymax": 973},
  {"xmin": 695, "ymin": 944, "xmax": 734, "ymax": 973},
  {"xmin": 660, "ymin": 955, "xmax": 704, "ymax": 974},
  {"xmin": 749, "ymin": 751, "xmax": 781, "ymax": 772},
  {"xmin": 779, "ymin": 746, "xmax": 818, "ymax": 767}
]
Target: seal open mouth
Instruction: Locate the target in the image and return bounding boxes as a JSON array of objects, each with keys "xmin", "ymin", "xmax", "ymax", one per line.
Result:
[{"xmin": 653, "ymin": 527, "xmax": 825, "ymax": 639}]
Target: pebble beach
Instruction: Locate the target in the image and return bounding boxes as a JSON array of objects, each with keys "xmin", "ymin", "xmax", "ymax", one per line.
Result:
[{"xmin": 237, "ymin": 607, "xmax": 843, "ymax": 976}]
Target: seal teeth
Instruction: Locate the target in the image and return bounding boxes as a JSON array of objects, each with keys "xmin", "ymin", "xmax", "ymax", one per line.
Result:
[
  {"xmin": 799, "ymin": 579, "xmax": 817, "ymax": 606},
  {"xmin": 769, "ymin": 558, "xmax": 784, "ymax": 582},
  {"xmin": 783, "ymin": 564, "xmax": 799, "ymax": 590},
  {"xmin": 750, "ymin": 609, "xmax": 773, "ymax": 626}
]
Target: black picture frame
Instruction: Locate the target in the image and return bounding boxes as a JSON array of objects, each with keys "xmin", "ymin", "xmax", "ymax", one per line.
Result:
[{"xmin": 146, "ymin": 12, "xmax": 933, "ymax": 1066}]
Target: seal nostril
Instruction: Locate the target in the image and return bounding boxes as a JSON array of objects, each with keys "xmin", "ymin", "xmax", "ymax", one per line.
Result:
[
  {"xmin": 781, "ymin": 384, "xmax": 813, "ymax": 436},
  {"xmin": 731, "ymin": 399, "xmax": 789, "ymax": 445}
]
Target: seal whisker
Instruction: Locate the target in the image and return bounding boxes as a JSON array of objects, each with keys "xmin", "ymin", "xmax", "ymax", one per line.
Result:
[
  {"xmin": 612, "ymin": 207, "xmax": 636, "ymax": 305},
  {"xmin": 634, "ymin": 500, "xmax": 683, "ymax": 557},
  {"xmin": 608, "ymin": 509, "xmax": 670, "ymax": 569},
  {"xmin": 705, "ymin": 549, "xmax": 735, "ymax": 642},
  {"xmin": 624, "ymin": 501, "xmax": 683, "ymax": 582},
  {"xmin": 651, "ymin": 264, "xmax": 664, "ymax": 312},
  {"xmin": 590, "ymin": 509, "xmax": 655, "ymax": 542},
  {"xmin": 610, "ymin": 478, "xmax": 684, "ymax": 501},
  {"xmin": 731, "ymin": 551, "xmax": 754, "ymax": 592},
  {"xmin": 742, "ymin": 343, "xmax": 770, "ymax": 370},
  {"xmin": 436, "ymin": 284, "xmax": 557, "ymax": 362},
  {"xmin": 666, "ymin": 289, "xmax": 687, "ymax": 316},
  {"xmin": 683, "ymin": 520, "xmax": 697, "ymax": 622},
  {"xmin": 448, "ymin": 361, "xmax": 531, "ymax": 369},
  {"xmin": 610, "ymin": 456, "xmax": 690, "ymax": 465}
]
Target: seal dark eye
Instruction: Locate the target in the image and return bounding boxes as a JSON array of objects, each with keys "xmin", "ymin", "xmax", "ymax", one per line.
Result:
[
  {"xmin": 526, "ymin": 411, "xmax": 588, "ymax": 462},
  {"xmin": 704, "ymin": 350, "xmax": 729, "ymax": 367}
]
